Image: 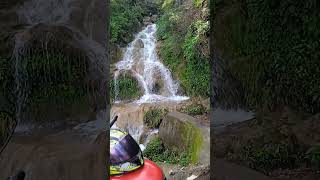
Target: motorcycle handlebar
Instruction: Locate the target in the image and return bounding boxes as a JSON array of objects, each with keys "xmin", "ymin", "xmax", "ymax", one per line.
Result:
[{"xmin": 110, "ymin": 115, "xmax": 118, "ymax": 128}]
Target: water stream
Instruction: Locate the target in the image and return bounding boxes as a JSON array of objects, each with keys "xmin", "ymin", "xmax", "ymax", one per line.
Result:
[{"xmin": 113, "ymin": 24, "xmax": 189, "ymax": 104}]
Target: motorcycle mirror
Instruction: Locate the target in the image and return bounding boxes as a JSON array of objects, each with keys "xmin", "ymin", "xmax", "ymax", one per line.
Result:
[{"xmin": 110, "ymin": 115, "xmax": 118, "ymax": 128}]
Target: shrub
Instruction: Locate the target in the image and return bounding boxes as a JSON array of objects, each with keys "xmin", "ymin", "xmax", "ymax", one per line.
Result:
[
  {"xmin": 217, "ymin": 0, "xmax": 320, "ymax": 113},
  {"xmin": 226, "ymin": 130, "xmax": 306, "ymax": 173},
  {"xmin": 110, "ymin": 74, "xmax": 142, "ymax": 101},
  {"xmin": 181, "ymin": 103, "xmax": 207, "ymax": 116},
  {"xmin": 111, "ymin": 0, "xmax": 147, "ymax": 44},
  {"xmin": 143, "ymin": 108, "xmax": 168, "ymax": 128},
  {"xmin": 144, "ymin": 137, "xmax": 191, "ymax": 166},
  {"xmin": 156, "ymin": 9, "xmax": 210, "ymax": 97}
]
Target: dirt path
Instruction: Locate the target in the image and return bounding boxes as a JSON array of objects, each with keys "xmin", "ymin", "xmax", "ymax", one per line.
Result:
[
  {"xmin": 158, "ymin": 162, "xmax": 210, "ymax": 180},
  {"xmin": 212, "ymin": 158, "xmax": 274, "ymax": 180}
]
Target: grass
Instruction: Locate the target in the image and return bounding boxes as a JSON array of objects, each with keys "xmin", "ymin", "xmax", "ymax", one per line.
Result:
[
  {"xmin": 180, "ymin": 103, "xmax": 207, "ymax": 116},
  {"xmin": 143, "ymin": 108, "xmax": 168, "ymax": 128},
  {"xmin": 110, "ymin": 74, "xmax": 142, "ymax": 102},
  {"xmin": 144, "ymin": 137, "xmax": 191, "ymax": 166}
]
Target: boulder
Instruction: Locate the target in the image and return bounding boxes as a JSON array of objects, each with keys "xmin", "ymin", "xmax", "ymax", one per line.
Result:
[
  {"xmin": 134, "ymin": 39, "xmax": 144, "ymax": 48},
  {"xmin": 159, "ymin": 112, "xmax": 210, "ymax": 165},
  {"xmin": 150, "ymin": 15, "xmax": 159, "ymax": 22}
]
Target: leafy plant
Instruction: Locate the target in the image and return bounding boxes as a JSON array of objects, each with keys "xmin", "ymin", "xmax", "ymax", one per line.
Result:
[
  {"xmin": 217, "ymin": 0, "xmax": 320, "ymax": 113},
  {"xmin": 194, "ymin": 0, "xmax": 205, "ymax": 8},
  {"xmin": 144, "ymin": 137, "xmax": 191, "ymax": 166},
  {"xmin": 143, "ymin": 108, "xmax": 168, "ymax": 128},
  {"xmin": 156, "ymin": 6, "xmax": 210, "ymax": 97},
  {"xmin": 110, "ymin": 74, "xmax": 142, "ymax": 101},
  {"xmin": 111, "ymin": 0, "xmax": 147, "ymax": 44}
]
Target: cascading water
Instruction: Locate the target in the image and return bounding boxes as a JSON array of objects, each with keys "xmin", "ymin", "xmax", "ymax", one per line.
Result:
[
  {"xmin": 114, "ymin": 24, "xmax": 189, "ymax": 104},
  {"xmin": 12, "ymin": 0, "xmax": 108, "ymax": 131}
]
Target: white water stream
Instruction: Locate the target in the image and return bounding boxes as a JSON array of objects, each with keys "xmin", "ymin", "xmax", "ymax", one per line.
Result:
[{"xmin": 114, "ymin": 24, "xmax": 189, "ymax": 104}]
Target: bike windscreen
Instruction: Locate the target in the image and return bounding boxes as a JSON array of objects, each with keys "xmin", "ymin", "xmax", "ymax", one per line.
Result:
[{"xmin": 110, "ymin": 133, "xmax": 141, "ymax": 165}]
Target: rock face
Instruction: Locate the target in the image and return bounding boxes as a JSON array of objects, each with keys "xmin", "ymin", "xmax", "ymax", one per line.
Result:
[
  {"xmin": 159, "ymin": 112, "xmax": 210, "ymax": 165},
  {"xmin": 0, "ymin": 0, "xmax": 109, "ymax": 124}
]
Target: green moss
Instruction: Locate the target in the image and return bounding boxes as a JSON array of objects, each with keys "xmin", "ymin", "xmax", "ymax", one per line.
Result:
[
  {"xmin": 181, "ymin": 121, "xmax": 203, "ymax": 163},
  {"xmin": 190, "ymin": 125, "xmax": 203, "ymax": 163}
]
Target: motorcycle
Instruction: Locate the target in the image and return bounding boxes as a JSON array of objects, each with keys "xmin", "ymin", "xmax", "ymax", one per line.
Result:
[{"xmin": 110, "ymin": 116, "xmax": 166, "ymax": 180}]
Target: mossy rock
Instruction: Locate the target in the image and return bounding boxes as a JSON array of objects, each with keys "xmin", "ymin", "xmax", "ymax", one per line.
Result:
[{"xmin": 159, "ymin": 111, "xmax": 209, "ymax": 164}]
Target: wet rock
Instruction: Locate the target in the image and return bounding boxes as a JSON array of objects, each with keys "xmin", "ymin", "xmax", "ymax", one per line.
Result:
[
  {"xmin": 134, "ymin": 39, "xmax": 144, "ymax": 48},
  {"xmin": 150, "ymin": 15, "xmax": 158, "ymax": 23},
  {"xmin": 187, "ymin": 175, "xmax": 198, "ymax": 180},
  {"xmin": 169, "ymin": 170, "xmax": 175, "ymax": 176},
  {"xmin": 159, "ymin": 112, "xmax": 210, "ymax": 165},
  {"xmin": 143, "ymin": 16, "xmax": 152, "ymax": 26}
]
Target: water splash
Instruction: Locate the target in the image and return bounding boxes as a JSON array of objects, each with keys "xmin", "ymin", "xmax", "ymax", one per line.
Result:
[{"xmin": 114, "ymin": 24, "xmax": 189, "ymax": 104}]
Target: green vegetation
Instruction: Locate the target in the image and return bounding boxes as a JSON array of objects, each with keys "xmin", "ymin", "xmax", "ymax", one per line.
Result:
[
  {"xmin": 144, "ymin": 137, "xmax": 191, "ymax": 166},
  {"xmin": 157, "ymin": 0, "xmax": 210, "ymax": 97},
  {"xmin": 181, "ymin": 103, "xmax": 207, "ymax": 116},
  {"xmin": 110, "ymin": 74, "xmax": 142, "ymax": 101},
  {"xmin": 9, "ymin": 51, "xmax": 91, "ymax": 122},
  {"xmin": 227, "ymin": 142, "xmax": 305, "ymax": 173},
  {"xmin": 143, "ymin": 108, "xmax": 168, "ymax": 128},
  {"xmin": 215, "ymin": 0, "xmax": 320, "ymax": 113},
  {"xmin": 26, "ymin": 53, "xmax": 87, "ymax": 106},
  {"xmin": 111, "ymin": 0, "xmax": 160, "ymax": 45},
  {"xmin": 193, "ymin": 0, "xmax": 205, "ymax": 8}
]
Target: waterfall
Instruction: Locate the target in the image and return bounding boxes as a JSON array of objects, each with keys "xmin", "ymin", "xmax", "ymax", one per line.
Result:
[
  {"xmin": 114, "ymin": 24, "xmax": 189, "ymax": 104},
  {"xmin": 11, "ymin": 0, "xmax": 108, "ymax": 131}
]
